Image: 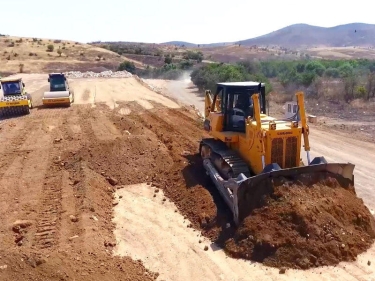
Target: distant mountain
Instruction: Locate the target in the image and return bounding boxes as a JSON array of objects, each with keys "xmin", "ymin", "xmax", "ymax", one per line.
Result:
[
  {"xmin": 238, "ymin": 23, "xmax": 375, "ymax": 48},
  {"xmin": 162, "ymin": 41, "xmax": 197, "ymax": 47},
  {"xmin": 161, "ymin": 41, "xmax": 231, "ymax": 48},
  {"xmin": 163, "ymin": 23, "xmax": 375, "ymax": 49}
]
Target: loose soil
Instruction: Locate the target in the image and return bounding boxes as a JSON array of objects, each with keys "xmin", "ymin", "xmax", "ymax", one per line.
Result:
[
  {"xmin": 225, "ymin": 173, "xmax": 375, "ymax": 269},
  {"xmin": 1, "ymin": 75, "xmax": 375, "ymax": 280},
  {"xmin": 64, "ymin": 102, "xmax": 375, "ymax": 270}
]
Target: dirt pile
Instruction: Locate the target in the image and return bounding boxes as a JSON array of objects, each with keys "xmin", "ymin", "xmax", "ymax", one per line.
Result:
[
  {"xmin": 224, "ymin": 173, "xmax": 375, "ymax": 269},
  {"xmin": 0, "ymin": 249, "xmax": 157, "ymax": 281},
  {"xmin": 59, "ymin": 104, "xmax": 375, "ymax": 271},
  {"xmin": 88, "ymin": 105, "xmax": 375, "ymax": 270}
]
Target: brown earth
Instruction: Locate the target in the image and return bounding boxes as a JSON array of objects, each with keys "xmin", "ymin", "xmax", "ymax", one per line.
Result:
[
  {"xmin": 0, "ymin": 75, "xmax": 375, "ymax": 280},
  {"xmin": 65, "ymin": 102, "xmax": 375, "ymax": 270},
  {"xmin": 0, "ymin": 35, "xmax": 145, "ymax": 75},
  {"xmin": 0, "ymin": 104, "xmax": 159, "ymax": 281},
  {"xmin": 224, "ymin": 173, "xmax": 375, "ymax": 269}
]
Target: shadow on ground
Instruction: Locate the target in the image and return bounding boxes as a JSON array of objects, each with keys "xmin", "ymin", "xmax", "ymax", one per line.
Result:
[{"xmin": 181, "ymin": 153, "xmax": 237, "ymax": 248}]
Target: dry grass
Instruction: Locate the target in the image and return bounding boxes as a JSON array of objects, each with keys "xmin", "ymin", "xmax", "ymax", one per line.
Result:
[
  {"xmin": 306, "ymin": 47, "xmax": 375, "ymax": 59},
  {"xmin": 0, "ymin": 36, "xmax": 145, "ymax": 74}
]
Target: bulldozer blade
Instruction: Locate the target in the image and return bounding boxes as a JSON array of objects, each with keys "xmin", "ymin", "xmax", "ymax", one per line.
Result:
[
  {"xmin": 234, "ymin": 159, "xmax": 355, "ymax": 224},
  {"xmin": 203, "ymin": 156, "xmax": 355, "ymax": 226}
]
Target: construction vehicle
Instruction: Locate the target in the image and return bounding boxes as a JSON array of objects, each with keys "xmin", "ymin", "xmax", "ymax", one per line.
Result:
[
  {"xmin": 0, "ymin": 77, "xmax": 33, "ymax": 117},
  {"xmin": 200, "ymin": 82, "xmax": 355, "ymax": 225},
  {"xmin": 42, "ymin": 73, "xmax": 74, "ymax": 106}
]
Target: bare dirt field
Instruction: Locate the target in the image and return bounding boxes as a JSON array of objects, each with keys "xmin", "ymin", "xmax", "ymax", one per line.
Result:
[{"xmin": 0, "ymin": 74, "xmax": 375, "ymax": 281}]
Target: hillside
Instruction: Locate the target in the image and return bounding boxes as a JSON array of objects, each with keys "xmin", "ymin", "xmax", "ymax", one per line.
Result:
[
  {"xmin": 239, "ymin": 23, "xmax": 375, "ymax": 48},
  {"xmin": 163, "ymin": 23, "xmax": 375, "ymax": 49},
  {"xmin": 0, "ymin": 36, "xmax": 144, "ymax": 75}
]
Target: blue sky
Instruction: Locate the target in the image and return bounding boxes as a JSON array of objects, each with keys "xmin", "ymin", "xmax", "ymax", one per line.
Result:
[{"xmin": 1, "ymin": 0, "xmax": 374, "ymax": 44}]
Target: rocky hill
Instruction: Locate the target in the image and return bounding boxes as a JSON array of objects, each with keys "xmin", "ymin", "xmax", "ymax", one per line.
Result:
[{"xmin": 164, "ymin": 23, "xmax": 375, "ymax": 49}]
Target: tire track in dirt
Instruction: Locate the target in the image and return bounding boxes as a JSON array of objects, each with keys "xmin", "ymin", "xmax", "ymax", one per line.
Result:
[
  {"xmin": 0, "ymin": 119, "xmax": 34, "ymax": 179},
  {"xmin": 90, "ymin": 111, "xmax": 122, "ymax": 141},
  {"xmin": 32, "ymin": 110, "xmax": 68, "ymax": 250},
  {"xmin": 0, "ymin": 113, "xmax": 57, "ymax": 249},
  {"xmin": 58, "ymin": 112, "xmax": 88, "ymax": 249}
]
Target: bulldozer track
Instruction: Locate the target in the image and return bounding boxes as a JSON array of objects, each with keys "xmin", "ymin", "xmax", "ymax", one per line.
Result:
[
  {"xmin": 32, "ymin": 118, "xmax": 65, "ymax": 250},
  {"xmin": 0, "ymin": 121, "xmax": 36, "ymax": 180},
  {"xmin": 200, "ymin": 138, "xmax": 251, "ymax": 178},
  {"xmin": 33, "ymin": 160, "xmax": 63, "ymax": 250},
  {"xmin": 34, "ymin": 191, "xmax": 61, "ymax": 248}
]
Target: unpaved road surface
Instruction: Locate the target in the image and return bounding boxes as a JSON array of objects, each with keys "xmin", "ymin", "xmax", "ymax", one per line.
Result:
[
  {"xmin": 0, "ymin": 74, "xmax": 374, "ymax": 281},
  {"xmin": 145, "ymin": 78, "xmax": 204, "ymax": 114}
]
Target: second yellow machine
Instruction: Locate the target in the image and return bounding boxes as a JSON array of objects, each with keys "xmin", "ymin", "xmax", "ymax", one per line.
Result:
[
  {"xmin": 200, "ymin": 82, "xmax": 355, "ymax": 225},
  {"xmin": 42, "ymin": 73, "xmax": 74, "ymax": 107}
]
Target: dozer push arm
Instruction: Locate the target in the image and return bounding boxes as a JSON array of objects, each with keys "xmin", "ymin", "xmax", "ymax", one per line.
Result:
[
  {"xmin": 252, "ymin": 94, "xmax": 266, "ymax": 169},
  {"xmin": 205, "ymin": 90, "xmax": 213, "ymax": 118},
  {"xmin": 296, "ymin": 91, "xmax": 311, "ymax": 164},
  {"xmin": 204, "ymin": 90, "xmax": 221, "ymax": 117}
]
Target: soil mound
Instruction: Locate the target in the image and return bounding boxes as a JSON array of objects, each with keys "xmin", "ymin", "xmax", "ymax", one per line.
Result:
[{"xmin": 224, "ymin": 174, "xmax": 375, "ymax": 269}]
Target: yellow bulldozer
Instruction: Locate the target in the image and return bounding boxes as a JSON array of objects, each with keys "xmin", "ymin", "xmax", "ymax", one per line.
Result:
[
  {"xmin": 0, "ymin": 77, "xmax": 33, "ymax": 117},
  {"xmin": 200, "ymin": 82, "xmax": 355, "ymax": 225}
]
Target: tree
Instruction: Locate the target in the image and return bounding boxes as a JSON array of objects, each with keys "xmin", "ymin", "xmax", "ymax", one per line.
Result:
[
  {"xmin": 366, "ymin": 72, "xmax": 375, "ymax": 100},
  {"xmin": 338, "ymin": 63, "xmax": 353, "ymax": 78},
  {"xmin": 164, "ymin": 55, "xmax": 172, "ymax": 64},
  {"xmin": 305, "ymin": 61, "xmax": 325, "ymax": 76},
  {"xmin": 343, "ymin": 74, "xmax": 358, "ymax": 102},
  {"xmin": 118, "ymin": 61, "xmax": 136, "ymax": 74},
  {"xmin": 47, "ymin": 44, "xmax": 54, "ymax": 52},
  {"xmin": 324, "ymin": 67, "xmax": 340, "ymax": 78},
  {"xmin": 57, "ymin": 49, "xmax": 62, "ymax": 57}
]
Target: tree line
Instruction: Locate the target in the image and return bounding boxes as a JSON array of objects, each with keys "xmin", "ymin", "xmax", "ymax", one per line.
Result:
[{"xmin": 190, "ymin": 59, "xmax": 375, "ymax": 101}]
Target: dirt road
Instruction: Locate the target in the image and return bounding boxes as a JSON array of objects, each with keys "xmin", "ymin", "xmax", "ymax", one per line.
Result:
[{"xmin": 0, "ymin": 74, "xmax": 374, "ymax": 281}]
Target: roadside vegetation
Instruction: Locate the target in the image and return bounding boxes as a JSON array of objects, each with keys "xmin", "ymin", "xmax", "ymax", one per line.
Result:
[
  {"xmin": 117, "ymin": 49, "xmax": 203, "ymax": 80},
  {"xmin": 190, "ymin": 59, "xmax": 375, "ymax": 102}
]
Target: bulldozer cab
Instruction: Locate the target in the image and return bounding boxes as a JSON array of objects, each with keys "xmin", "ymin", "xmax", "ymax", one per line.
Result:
[
  {"xmin": 212, "ymin": 82, "xmax": 266, "ymax": 132},
  {"xmin": 48, "ymin": 73, "xmax": 68, "ymax": 92},
  {"xmin": 0, "ymin": 78, "xmax": 25, "ymax": 96}
]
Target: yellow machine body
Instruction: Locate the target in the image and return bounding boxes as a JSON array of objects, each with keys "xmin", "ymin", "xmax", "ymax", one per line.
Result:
[
  {"xmin": 200, "ymin": 81, "xmax": 354, "ymax": 225},
  {"xmin": 0, "ymin": 77, "xmax": 33, "ymax": 117}
]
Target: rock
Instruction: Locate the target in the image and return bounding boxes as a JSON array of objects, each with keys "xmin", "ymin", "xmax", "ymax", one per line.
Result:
[
  {"xmin": 279, "ymin": 267, "xmax": 286, "ymax": 274},
  {"xmin": 15, "ymin": 234, "xmax": 24, "ymax": 243},
  {"xmin": 91, "ymin": 215, "xmax": 98, "ymax": 221},
  {"xmin": 69, "ymin": 235, "xmax": 79, "ymax": 241},
  {"xmin": 69, "ymin": 215, "xmax": 78, "ymax": 222},
  {"xmin": 36, "ymin": 257, "xmax": 47, "ymax": 266},
  {"xmin": 12, "ymin": 220, "xmax": 33, "ymax": 232},
  {"xmin": 104, "ymin": 241, "xmax": 116, "ymax": 247},
  {"xmin": 107, "ymin": 177, "xmax": 118, "ymax": 186}
]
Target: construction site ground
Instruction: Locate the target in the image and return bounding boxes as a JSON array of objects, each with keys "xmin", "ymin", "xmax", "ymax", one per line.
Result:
[{"xmin": 0, "ymin": 73, "xmax": 374, "ymax": 281}]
